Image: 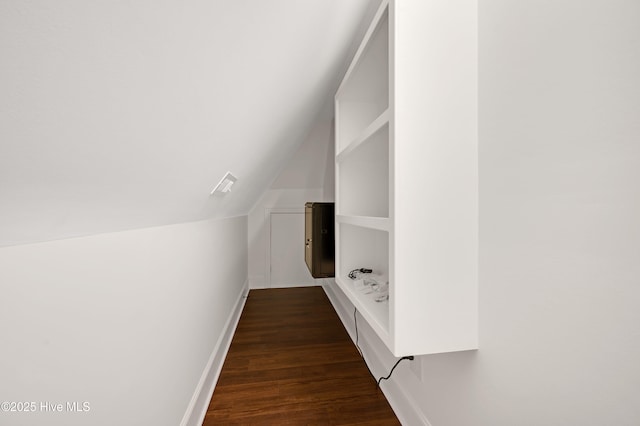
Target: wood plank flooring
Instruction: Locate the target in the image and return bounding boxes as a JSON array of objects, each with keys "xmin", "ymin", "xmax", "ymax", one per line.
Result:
[{"xmin": 204, "ymin": 286, "xmax": 400, "ymax": 425}]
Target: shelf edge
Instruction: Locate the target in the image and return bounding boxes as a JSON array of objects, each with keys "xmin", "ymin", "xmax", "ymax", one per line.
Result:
[{"xmin": 336, "ymin": 215, "xmax": 390, "ymax": 232}]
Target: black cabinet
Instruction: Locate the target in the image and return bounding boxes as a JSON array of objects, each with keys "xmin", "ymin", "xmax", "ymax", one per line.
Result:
[{"xmin": 304, "ymin": 202, "xmax": 335, "ymax": 278}]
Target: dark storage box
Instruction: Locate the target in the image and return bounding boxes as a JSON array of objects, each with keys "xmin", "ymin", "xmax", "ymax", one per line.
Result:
[{"xmin": 304, "ymin": 202, "xmax": 335, "ymax": 278}]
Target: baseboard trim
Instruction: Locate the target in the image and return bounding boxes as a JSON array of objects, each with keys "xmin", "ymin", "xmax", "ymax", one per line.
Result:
[
  {"xmin": 323, "ymin": 283, "xmax": 432, "ymax": 426},
  {"xmin": 180, "ymin": 279, "xmax": 249, "ymax": 426}
]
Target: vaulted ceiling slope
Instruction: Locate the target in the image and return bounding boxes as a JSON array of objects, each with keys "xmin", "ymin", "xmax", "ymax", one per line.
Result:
[{"xmin": 0, "ymin": 0, "xmax": 378, "ymax": 247}]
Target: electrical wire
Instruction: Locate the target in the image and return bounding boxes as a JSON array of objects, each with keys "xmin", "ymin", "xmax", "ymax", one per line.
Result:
[
  {"xmin": 354, "ymin": 307, "xmax": 413, "ymax": 386},
  {"xmin": 349, "ymin": 268, "xmax": 373, "ymax": 279},
  {"xmin": 354, "ymin": 307, "xmax": 376, "ymax": 381},
  {"xmin": 377, "ymin": 356, "xmax": 414, "ymax": 387},
  {"xmin": 354, "ymin": 307, "xmax": 363, "ymax": 357}
]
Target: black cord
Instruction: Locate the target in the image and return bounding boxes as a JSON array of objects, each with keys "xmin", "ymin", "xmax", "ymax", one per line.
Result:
[
  {"xmin": 353, "ymin": 307, "xmax": 376, "ymax": 381},
  {"xmin": 353, "ymin": 307, "xmax": 413, "ymax": 387},
  {"xmin": 354, "ymin": 307, "xmax": 363, "ymax": 357},
  {"xmin": 377, "ymin": 356, "xmax": 414, "ymax": 387},
  {"xmin": 349, "ymin": 268, "xmax": 373, "ymax": 279}
]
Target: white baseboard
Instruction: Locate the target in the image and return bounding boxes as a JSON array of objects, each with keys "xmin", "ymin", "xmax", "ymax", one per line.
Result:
[
  {"xmin": 323, "ymin": 283, "xmax": 432, "ymax": 426},
  {"xmin": 180, "ymin": 279, "xmax": 249, "ymax": 426}
]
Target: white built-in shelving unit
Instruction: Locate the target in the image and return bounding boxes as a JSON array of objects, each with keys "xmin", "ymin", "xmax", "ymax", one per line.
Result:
[{"xmin": 334, "ymin": 0, "xmax": 478, "ymax": 356}]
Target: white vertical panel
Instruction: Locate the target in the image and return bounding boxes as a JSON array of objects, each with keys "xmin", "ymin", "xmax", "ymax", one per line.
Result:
[{"xmin": 393, "ymin": 0, "xmax": 478, "ymax": 354}]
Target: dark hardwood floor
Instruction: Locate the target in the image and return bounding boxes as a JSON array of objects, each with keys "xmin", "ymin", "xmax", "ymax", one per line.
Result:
[{"xmin": 204, "ymin": 286, "xmax": 400, "ymax": 425}]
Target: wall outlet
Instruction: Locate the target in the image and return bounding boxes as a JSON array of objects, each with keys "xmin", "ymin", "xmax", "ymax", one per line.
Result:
[{"xmin": 409, "ymin": 355, "xmax": 423, "ymax": 382}]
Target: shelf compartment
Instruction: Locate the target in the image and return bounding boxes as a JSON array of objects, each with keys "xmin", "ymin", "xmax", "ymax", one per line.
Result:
[
  {"xmin": 337, "ymin": 122, "xmax": 389, "ymax": 218},
  {"xmin": 335, "ymin": 275, "xmax": 390, "ymax": 344},
  {"xmin": 336, "ymin": 223, "xmax": 390, "ymax": 339},
  {"xmin": 335, "ymin": 5, "xmax": 389, "ymax": 153}
]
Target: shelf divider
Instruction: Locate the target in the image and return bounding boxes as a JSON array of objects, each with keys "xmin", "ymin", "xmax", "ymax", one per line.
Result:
[
  {"xmin": 336, "ymin": 109, "xmax": 389, "ymax": 162},
  {"xmin": 336, "ymin": 215, "xmax": 390, "ymax": 232}
]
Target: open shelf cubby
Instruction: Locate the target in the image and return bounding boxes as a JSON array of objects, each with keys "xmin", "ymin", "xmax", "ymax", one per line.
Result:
[
  {"xmin": 335, "ymin": 7, "xmax": 388, "ymax": 153},
  {"xmin": 337, "ymin": 121, "xmax": 389, "ymax": 218},
  {"xmin": 336, "ymin": 223, "xmax": 390, "ymax": 340}
]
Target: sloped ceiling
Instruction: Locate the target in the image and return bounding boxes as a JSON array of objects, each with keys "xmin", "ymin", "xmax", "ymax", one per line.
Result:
[{"xmin": 0, "ymin": 0, "xmax": 378, "ymax": 247}]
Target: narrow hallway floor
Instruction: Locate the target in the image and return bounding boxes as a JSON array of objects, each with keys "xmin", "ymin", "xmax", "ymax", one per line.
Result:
[{"xmin": 205, "ymin": 286, "xmax": 400, "ymax": 425}]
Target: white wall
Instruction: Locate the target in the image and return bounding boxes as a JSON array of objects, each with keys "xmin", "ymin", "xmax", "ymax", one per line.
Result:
[
  {"xmin": 0, "ymin": 0, "xmax": 376, "ymax": 247},
  {"xmin": 0, "ymin": 216, "xmax": 248, "ymax": 426},
  {"xmin": 327, "ymin": 0, "xmax": 640, "ymax": 425},
  {"xmin": 248, "ymin": 106, "xmax": 336, "ymax": 288}
]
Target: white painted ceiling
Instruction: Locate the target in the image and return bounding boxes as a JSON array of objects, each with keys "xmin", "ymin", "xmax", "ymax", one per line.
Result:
[{"xmin": 0, "ymin": 0, "xmax": 379, "ymax": 247}]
